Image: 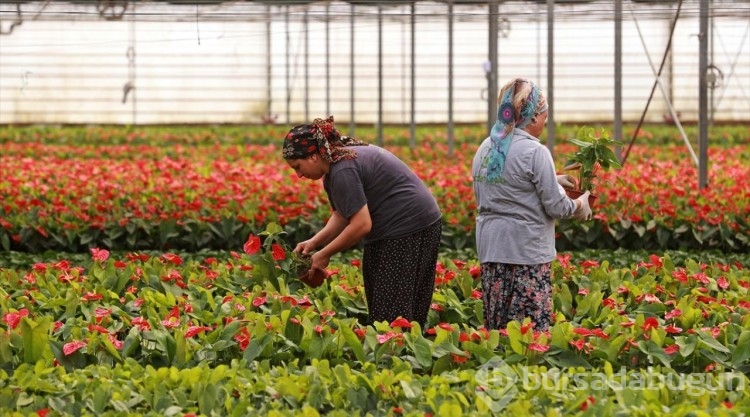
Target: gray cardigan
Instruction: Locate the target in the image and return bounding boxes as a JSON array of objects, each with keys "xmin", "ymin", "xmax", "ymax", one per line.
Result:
[{"xmin": 471, "ymin": 128, "xmax": 577, "ymax": 264}]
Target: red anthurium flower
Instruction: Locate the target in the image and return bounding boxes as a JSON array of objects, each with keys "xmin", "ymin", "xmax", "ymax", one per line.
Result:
[
  {"xmin": 468, "ymin": 265, "xmax": 481, "ymax": 278},
  {"xmin": 573, "ymin": 328, "xmax": 593, "ymax": 337},
  {"xmin": 602, "ymin": 298, "xmax": 617, "ymax": 309},
  {"xmin": 32, "ymin": 263, "xmax": 47, "ymax": 272},
  {"xmin": 664, "ymin": 344, "xmax": 680, "ymax": 355},
  {"xmin": 581, "ymin": 396, "xmax": 595, "ymax": 411},
  {"xmin": 664, "ymin": 325, "xmax": 682, "ymax": 334},
  {"xmin": 314, "ymin": 325, "xmax": 324, "ymax": 334},
  {"xmin": 234, "ymin": 327, "xmax": 251, "ymax": 350},
  {"xmin": 88, "ymin": 324, "xmax": 110, "ymax": 334},
  {"xmin": 52, "ymin": 260, "xmax": 70, "ymax": 271},
  {"xmin": 82, "ymin": 292, "xmax": 102, "ymax": 301},
  {"xmin": 108, "ymin": 334, "xmax": 123, "ymax": 350},
  {"xmin": 279, "ymin": 295, "xmax": 298, "ymax": 306},
  {"xmin": 252, "ymin": 296, "xmax": 267, "ymax": 307},
  {"xmin": 642, "ymin": 317, "xmax": 659, "ymax": 331},
  {"xmin": 90, "ymin": 248, "xmax": 110, "ymax": 263},
  {"xmin": 36, "ymin": 408, "xmax": 49, "ymax": 417},
  {"xmin": 438, "ymin": 323, "xmax": 455, "ymax": 332},
  {"xmin": 350, "ymin": 259, "xmax": 361, "ymax": 268},
  {"xmin": 3, "ymin": 308, "xmax": 29, "ymax": 329},
  {"xmin": 161, "ymin": 306, "xmax": 181, "ymax": 328},
  {"xmin": 556, "ymin": 253, "xmax": 571, "ymax": 269},
  {"xmin": 376, "ymin": 331, "xmax": 401, "ymax": 344},
  {"xmin": 472, "ymin": 328, "xmax": 490, "ymax": 341},
  {"xmin": 528, "ymin": 343, "xmax": 549, "ymax": 353},
  {"xmin": 692, "ymin": 273, "xmax": 710, "ymax": 285},
  {"xmin": 131, "ymin": 317, "xmax": 150, "ymax": 331},
  {"xmin": 243, "ymin": 234, "xmax": 261, "ymax": 255},
  {"xmin": 459, "ymin": 332, "xmax": 470, "ymax": 342},
  {"xmin": 578, "ymin": 288, "xmax": 589, "ymax": 295},
  {"xmin": 451, "ymin": 351, "xmax": 470, "ymax": 363},
  {"xmin": 520, "ymin": 322, "xmax": 534, "ymax": 335},
  {"xmin": 672, "ymin": 269, "xmax": 688, "ymax": 283},
  {"xmin": 580, "ymin": 260, "xmax": 599, "ymax": 268},
  {"xmin": 591, "ymin": 328, "xmax": 609, "ymax": 339},
  {"xmin": 63, "ymin": 340, "xmax": 87, "ymax": 356},
  {"xmin": 271, "ymin": 243, "xmax": 286, "ymax": 261},
  {"xmin": 452, "ymin": 259, "xmax": 466, "ymax": 269},
  {"xmin": 161, "ymin": 253, "xmax": 183, "ymax": 266},
  {"xmin": 297, "ymin": 295, "xmax": 313, "ymax": 306},
  {"xmin": 185, "ymin": 325, "xmax": 212, "ymax": 338},
  {"xmin": 430, "ymin": 303, "xmax": 444, "ymax": 312},
  {"xmin": 471, "ymin": 289, "xmax": 482, "ymax": 299},
  {"xmin": 665, "ymin": 308, "xmax": 682, "ymax": 320},
  {"xmin": 717, "ymin": 276, "xmax": 730, "ymax": 290},
  {"xmin": 390, "ymin": 317, "xmax": 412, "ymax": 329},
  {"xmin": 113, "ymin": 260, "xmax": 127, "ymax": 269},
  {"xmin": 570, "ymin": 339, "xmax": 585, "ymax": 351},
  {"xmin": 354, "ymin": 328, "xmax": 367, "ymax": 339}
]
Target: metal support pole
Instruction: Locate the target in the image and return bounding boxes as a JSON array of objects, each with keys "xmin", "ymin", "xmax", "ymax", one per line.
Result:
[
  {"xmin": 410, "ymin": 1, "xmax": 416, "ymax": 148},
  {"xmin": 377, "ymin": 5, "xmax": 383, "ymax": 146},
  {"xmin": 447, "ymin": 0, "xmax": 454, "ymax": 155},
  {"xmin": 266, "ymin": 5, "xmax": 272, "ymax": 120},
  {"xmin": 325, "ymin": 3, "xmax": 330, "ymax": 116},
  {"xmin": 546, "ymin": 0, "xmax": 555, "ymax": 152},
  {"xmin": 304, "ymin": 8, "xmax": 309, "ymax": 121},
  {"xmin": 285, "ymin": 7, "xmax": 290, "ymax": 124},
  {"xmin": 614, "ymin": 0, "xmax": 622, "ymax": 160},
  {"xmin": 349, "ymin": 3, "xmax": 355, "ymax": 136},
  {"xmin": 487, "ymin": 0, "xmax": 498, "ymax": 133},
  {"xmin": 699, "ymin": 0, "xmax": 709, "ymax": 189}
]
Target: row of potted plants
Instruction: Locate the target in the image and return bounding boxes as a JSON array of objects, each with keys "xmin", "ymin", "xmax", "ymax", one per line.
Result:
[{"xmin": 2, "ymin": 127, "xmax": 748, "ymax": 253}]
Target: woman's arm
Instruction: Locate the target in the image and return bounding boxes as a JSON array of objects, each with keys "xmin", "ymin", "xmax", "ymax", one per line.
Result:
[
  {"xmin": 295, "ymin": 210, "xmax": 348, "ymax": 255},
  {"xmin": 310, "ymin": 204, "xmax": 372, "ymax": 271}
]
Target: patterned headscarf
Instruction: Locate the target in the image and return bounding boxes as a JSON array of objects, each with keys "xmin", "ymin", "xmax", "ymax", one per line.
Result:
[
  {"xmin": 481, "ymin": 78, "xmax": 548, "ymax": 183},
  {"xmin": 282, "ymin": 115, "xmax": 367, "ymax": 163}
]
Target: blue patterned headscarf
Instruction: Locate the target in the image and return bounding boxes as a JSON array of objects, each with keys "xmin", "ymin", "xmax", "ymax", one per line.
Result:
[{"xmin": 482, "ymin": 78, "xmax": 548, "ymax": 183}]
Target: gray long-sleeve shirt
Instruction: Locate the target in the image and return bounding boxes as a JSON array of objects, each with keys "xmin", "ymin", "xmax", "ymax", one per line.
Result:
[{"xmin": 472, "ymin": 128, "xmax": 577, "ymax": 265}]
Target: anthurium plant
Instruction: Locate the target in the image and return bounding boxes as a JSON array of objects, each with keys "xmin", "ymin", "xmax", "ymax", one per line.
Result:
[{"xmin": 563, "ymin": 126, "xmax": 623, "ymax": 194}]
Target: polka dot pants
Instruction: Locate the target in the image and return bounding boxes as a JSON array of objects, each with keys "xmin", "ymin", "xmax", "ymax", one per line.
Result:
[{"xmin": 362, "ymin": 219, "xmax": 442, "ymax": 327}]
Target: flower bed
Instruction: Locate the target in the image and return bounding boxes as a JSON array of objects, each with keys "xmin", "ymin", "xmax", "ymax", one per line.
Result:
[
  {"xmin": 1, "ymin": 226, "xmax": 748, "ymax": 415},
  {"xmin": 1, "ymin": 126, "xmax": 748, "ymax": 253}
]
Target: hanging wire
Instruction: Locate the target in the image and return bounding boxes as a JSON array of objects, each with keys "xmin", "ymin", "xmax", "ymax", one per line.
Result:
[{"xmin": 620, "ymin": 0, "xmax": 684, "ymax": 167}]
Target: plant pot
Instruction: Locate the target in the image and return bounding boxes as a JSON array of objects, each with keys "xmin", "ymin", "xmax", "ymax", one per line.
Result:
[
  {"xmin": 298, "ymin": 267, "xmax": 327, "ymax": 288},
  {"xmin": 564, "ymin": 188, "xmax": 598, "ymax": 208}
]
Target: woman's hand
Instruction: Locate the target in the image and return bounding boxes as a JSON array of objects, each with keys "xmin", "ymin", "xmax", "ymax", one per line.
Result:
[
  {"xmin": 556, "ymin": 174, "xmax": 577, "ymax": 189},
  {"xmin": 294, "ymin": 239, "xmax": 317, "ymax": 255},
  {"xmin": 310, "ymin": 251, "xmax": 331, "ymax": 273}
]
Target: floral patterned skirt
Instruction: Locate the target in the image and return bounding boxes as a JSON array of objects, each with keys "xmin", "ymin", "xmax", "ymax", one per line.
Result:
[{"xmin": 480, "ymin": 262, "xmax": 552, "ymax": 331}]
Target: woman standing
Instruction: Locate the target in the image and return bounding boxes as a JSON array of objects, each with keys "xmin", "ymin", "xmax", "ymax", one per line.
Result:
[
  {"xmin": 472, "ymin": 78, "xmax": 592, "ymax": 331},
  {"xmin": 283, "ymin": 116, "xmax": 442, "ymax": 327}
]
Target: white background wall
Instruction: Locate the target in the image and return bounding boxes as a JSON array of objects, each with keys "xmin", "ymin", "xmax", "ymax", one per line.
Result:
[{"xmin": 0, "ymin": 0, "xmax": 748, "ymax": 125}]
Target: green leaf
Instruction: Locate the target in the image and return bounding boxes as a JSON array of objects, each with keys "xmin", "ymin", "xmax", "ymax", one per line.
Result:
[
  {"xmin": 731, "ymin": 330, "xmax": 750, "ymax": 367},
  {"xmin": 543, "ymin": 349, "xmax": 592, "ymax": 368},
  {"xmin": 336, "ymin": 321, "xmax": 366, "ymax": 363},
  {"xmin": 20, "ymin": 316, "xmax": 52, "ymax": 364}
]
